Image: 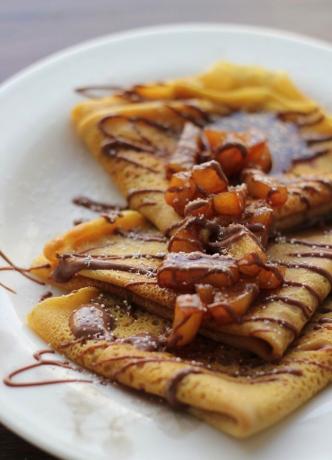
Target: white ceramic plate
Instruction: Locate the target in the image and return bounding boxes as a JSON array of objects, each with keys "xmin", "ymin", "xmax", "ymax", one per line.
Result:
[{"xmin": 1, "ymin": 23, "xmax": 332, "ymax": 460}]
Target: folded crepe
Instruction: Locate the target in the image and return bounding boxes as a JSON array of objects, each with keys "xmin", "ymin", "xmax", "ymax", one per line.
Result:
[
  {"xmin": 32, "ymin": 211, "xmax": 332, "ymax": 360},
  {"xmin": 27, "ymin": 286, "xmax": 332, "ymax": 438},
  {"xmin": 72, "ymin": 62, "xmax": 332, "ymax": 234}
]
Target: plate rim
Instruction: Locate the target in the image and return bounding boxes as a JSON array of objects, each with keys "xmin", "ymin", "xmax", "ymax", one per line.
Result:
[
  {"xmin": 1, "ymin": 21, "xmax": 332, "ymax": 94},
  {"xmin": 1, "ymin": 22, "xmax": 332, "ymax": 460}
]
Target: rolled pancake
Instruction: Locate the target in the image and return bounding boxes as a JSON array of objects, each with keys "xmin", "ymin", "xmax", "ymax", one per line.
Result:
[
  {"xmin": 27, "ymin": 286, "xmax": 332, "ymax": 438},
  {"xmin": 72, "ymin": 63, "xmax": 332, "ymax": 234},
  {"xmin": 32, "ymin": 211, "xmax": 332, "ymax": 360}
]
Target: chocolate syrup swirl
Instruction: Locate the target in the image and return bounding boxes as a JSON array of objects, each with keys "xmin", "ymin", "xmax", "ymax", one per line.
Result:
[
  {"xmin": 102, "ymin": 142, "xmax": 161, "ymax": 174},
  {"xmin": 3, "ymin": 350, "xmax": 92, "ymax": 387},
  {"xmin": 0, "ymin": 250, "xmax": 46, "ymax": 287},
  {"xmin": 165, "ymin": 368, "xmax": 203, "ymax": 408},
  {"xmin": 0, "ymin": 280, "xmax": 16, "ymax": 294},
  {"xmin": 278, "ymin": 261, "xmax": 332, "ymax": 285},
  {"xmin": 287, "ymin": 251, "xmax": 332, "ymax": 260},
  {"xmin": 127, "ymin": 188, "xmax": 165, "ymax": 202},
  {"xmin": 99, "ymin": 114, "xmax": 175, "ymax": 156},
  {"xmin": 53, "ymin": 253, "xmax": 157, "ymax": 283},
  {"xmin": 264, "ymin": 295, "xmax": 312, "ymax": 319},
  {"xmin": 243, "ymin": 317, "xmax": 299, "ymax": 337},
  {"xmin": 283, "ymin": 281, "xmax": 321, "ymax": 303},
  {"xmin": 72, "ymin": 196, "xmax": 125, "ymax": 213},
  {"xmin": 39, "ymin": 291, "xmax": 53, "ymax": 302},
  {"xmin": 277, "ymin": 237, "xmax": 332, "ymax": 249},
  {"xmin": 166, "ymin": 105, "xmax": 205, "ymax": 128}
]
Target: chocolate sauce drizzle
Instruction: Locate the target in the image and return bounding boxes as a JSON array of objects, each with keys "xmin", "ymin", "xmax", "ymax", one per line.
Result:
[
  {"xmin": 0, "ymin": 250, "xmax": 51, "ymax": 293},
  {"xmin": 165, "ymin": 104, "xmax": 206, "ymax": 128},
  {"xmin": 99, "ymin": 114, "xmax": 174, "ymax": 157},
  {"xmin": 67, "ymin": 301, "xmax": 311, "ymax": 406},
  {"xmin": 287, "ymin": 251, "xmax": 332, "ymax": 260},
  {"xmin": 0, "ymin": 280, "xmax": 15, "ymax": 294},
  {"xmin": 127, "ymin": 188, "xmax": 165, "ymax": 202},
  {"xmin": 97, "ymin": 103, "xmax": 219, "ymax": 176},
  {"xmin": 3, "ymin": 350, "xmax": 92, "ymax": 387},
  {"xmin": 277, "ymin": 237, "xmax": 332, "ymax": 249},
  {"xmin": 72, "ymin": 196, "xmax": 125, "ymax": 213},
  {"xmin": 242, "ymin": 317, "xmax": 299, "ymax": 337},
  {"xmin": 0, "ymin": 250, "xmax": 46, "ymax": 287},
  {"xmin": 165, "ymin": 368, "xmax": 203, "ymax": 408},
  {"xmin": 53, "ymin": 253, "xmax": 157, "ymax": 283},
  {"xmin": 102, "ymin": 141, "xmax": 161, "ymax": 173},
  {"xmin": 278, "ymin": 261, "xmax": 332, "ymax": 285},
  {"xmin": 283, "ymin": 281, "xmax": 321, "ymax": 303},
  {"xmin": 263, "ymin": 295, "xmax": 312, "ymax": 319},
  {"xmin": 39, "ymin": 291, "xmax": 53, "ymax": 302}
]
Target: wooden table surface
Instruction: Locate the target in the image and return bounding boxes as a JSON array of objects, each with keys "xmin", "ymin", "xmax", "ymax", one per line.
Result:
[{"xmin": 1, "ymin": 0, "xmax": 332, "ymax": 458}]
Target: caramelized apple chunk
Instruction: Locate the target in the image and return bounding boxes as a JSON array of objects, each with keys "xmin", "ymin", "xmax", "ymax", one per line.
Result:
[
  {"xmin": 191, "ymin": 160, "xmax": 228, "ymax": 194},
  {"xmin": 167, "ymin": 294, "xmax": 205, "ymax": 347},
  {"xmin": 244, "ymin": 130, "xmax": 272, "ymax": 172},
  {"xmin": 168, "ymin": 218, "xmax": 204, "ymax": 253},
  {"xmin": 212, "ymin": 184, "xmax": 247, "ymax": 216},
  {"xmin": 204, "ymin": 128, "xmax": 271, "ymax": 176},
  {"xmin": 157, "ymin": 252, "xmax": 239, "ymax": 290},
  {"xmin": 256, "ymin": 263, "xmax": 285, "ymax": 289},
  {"xmin": 168, "ymin": 216, "xmax": 219, "ymax": 253},
  {"xmin": 184, "ymin": 198, "xmax": 214, "ymax": 218},
  {"xmin": 238, "ymin": 254, "xmax": 284, "ymax": 289},
  {"xmin": 166, "ymin": 122, "xmax": 201, "ymax": 178},
  {"xmin": 214, "ymin": 224, "xmax": 267, "ymax": 263},
  {"xmin": 238, "ymin": 253, "xmax": 267, "ymax": 277},
  {"xmin": 168, "ymin": 281, "xmax": 259, "ymax": 348},
  {"xmin": 204, "ymin": 129, "xmax": 246, "ymax": 176},
  {"xmin": 243, "ymin": 200, "xmax": 274, "ymax": 247},
  {"xmin": 165, "ymin": 171, "xmax": 196, "ymax": 215},
  {"xmin": 206, "ymin": 282, "xmax": 258, "ymax": 325},
  {"xmin": 242, "ymin": 169, "xmax": 288, "ymax": 207}
]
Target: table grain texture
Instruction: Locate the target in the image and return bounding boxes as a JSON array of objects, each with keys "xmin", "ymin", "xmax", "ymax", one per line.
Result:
[{"xmin": 1, "ymin": 0, "xmax": 332, "ymax": 458}]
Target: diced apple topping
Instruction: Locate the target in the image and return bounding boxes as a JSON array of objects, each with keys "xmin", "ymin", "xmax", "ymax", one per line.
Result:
[
  {"xmin": 212, "ymin": 184, "xmax": 247, "ymax": 216},
  {"xmin": 191, "ymin": 160, "xmax": 228, "ymax": 194},
  {"xmin": 243, "ymin": 200, "xmax": 274, "ymax": 246},
  {"xmin": 204, "ymin": 128, "xmax": 272, "ymax": 175},
  {"xmin": 168, "ymin": 217, "xmax": 205, "ymax": 253},
  {"xmin": 238, "ymin": 254, "xmax": 284, "ymax": 289},
  {"xmin": 157, "ymin": 252, "xmax": 239, "ymax": 291},
  {"xmin": 167, "ymin": 282, "xmax": 259, "ymax": 346},
  {"xmin": 206, "ymin": 282, "xmax": 258, "ymax": 325},
  {"xmin": 165, "ymin": 171, "xmax": 196, "ymax": 215},
  {"xmin": 161, "ymin": 123, "xmax": 288, "ymax": 346},
  {"xmin": 167, "ymin": 294, "xmax": 205, "ymax": 347},
  {"xmin": 184, "ymin": 198, "xmax": 214, "ymax": 218},
  {"xmin": 242, "ymin": 169, "xmax": 288, "ymax": 207}
]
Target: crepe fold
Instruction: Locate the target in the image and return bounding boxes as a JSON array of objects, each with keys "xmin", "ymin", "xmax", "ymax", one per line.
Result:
[
  {"xmin": 72, "ymin": 61, "xmax": 332, "ymax": 235},
  {"xmin": 32, "ymin": 211, "xmax": 332, "ymax": 361},
  {"xmin": 27, "ymin": 286, "xmax": 332, "ymax": 438}
]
